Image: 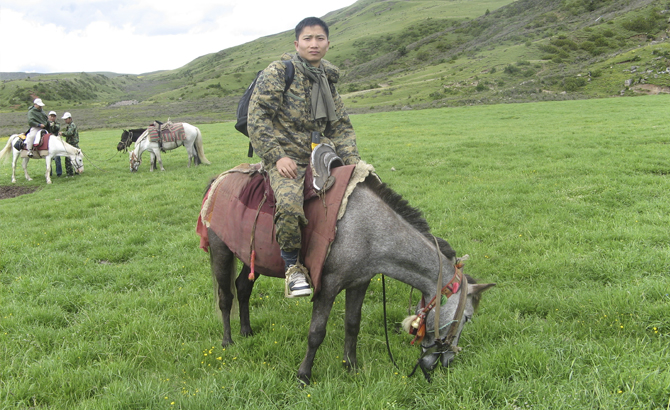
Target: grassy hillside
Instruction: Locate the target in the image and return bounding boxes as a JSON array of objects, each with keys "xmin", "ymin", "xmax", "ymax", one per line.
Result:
[{"xmin": 2, "ymin": 0, "xmax": 670, "ymax": 135}]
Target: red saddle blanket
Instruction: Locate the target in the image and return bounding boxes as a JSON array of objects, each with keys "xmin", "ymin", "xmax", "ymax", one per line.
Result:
[
  {"xmin": 19, "ymin": 133, "xmax": 51, "ymax": 158},
  {"xmin": 197, "ymin": 163, "xmax": 356, "ymax": 295},
  {"xmin": 147, "ymin": 122, "xmax": 185, "ymax": 143}
]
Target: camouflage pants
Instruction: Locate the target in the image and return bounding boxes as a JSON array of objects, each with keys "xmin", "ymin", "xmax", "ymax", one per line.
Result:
[
  {"xmin": 65, "ymin": 143, "xmax": 78, "ymax": 176},
  {"xmin": 268, "ymin": 164, "xmax": 308, "ymax": 253}
]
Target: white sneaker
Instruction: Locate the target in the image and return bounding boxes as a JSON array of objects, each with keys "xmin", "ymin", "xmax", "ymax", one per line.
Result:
[{"xmin": 285, "ymin": 264, "xmax": 312, "ymax": 298}]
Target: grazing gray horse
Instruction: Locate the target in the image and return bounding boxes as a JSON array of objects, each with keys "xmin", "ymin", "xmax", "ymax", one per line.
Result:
[{"xmin": 205, "ymin": 164, "xmax": 495, "ymax": 384}]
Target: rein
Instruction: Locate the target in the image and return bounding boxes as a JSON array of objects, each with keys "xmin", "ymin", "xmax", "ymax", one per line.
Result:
[{"xmin": 80, "ymin": 149, "xmax": 108, "ymax": 172}]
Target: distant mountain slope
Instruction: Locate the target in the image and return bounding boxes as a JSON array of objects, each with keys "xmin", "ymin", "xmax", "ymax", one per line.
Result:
[{"xmin": 1, "ymin": 0, "xmax": 669, "ymax": 134}]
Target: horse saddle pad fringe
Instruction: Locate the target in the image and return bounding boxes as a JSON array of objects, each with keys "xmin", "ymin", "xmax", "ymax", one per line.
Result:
[
  {"xmin": 147, "ymin": 122, "xmax": 186, "ymax": 143},
  {"xmin": 197, "ymin": 161, "xmax": 376, "ymax": 295}
]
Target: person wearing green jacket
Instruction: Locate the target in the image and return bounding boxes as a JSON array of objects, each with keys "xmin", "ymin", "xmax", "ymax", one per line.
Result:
[
  {"xmin": 25, "ymin": 98, "xmax": 48, "ymax": 157},
  {"xmin": 60, "ymin": 112, "xmax": 79, "ymax": 176},
  {"xmin": 47, "ymin": 111, "xmax": 62, "ymax": 177}
]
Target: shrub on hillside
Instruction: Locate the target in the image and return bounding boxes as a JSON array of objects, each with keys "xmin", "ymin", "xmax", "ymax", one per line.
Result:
[
  {"xmin": 504, "ymin": 64, "xmax": 520, "ymax": 75},
  {"xmin": 564, "ymin": 77, "xmax": 587, "ymax": 91}
]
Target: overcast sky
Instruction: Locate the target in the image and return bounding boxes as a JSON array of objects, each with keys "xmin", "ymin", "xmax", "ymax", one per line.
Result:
[{"xmin": 0, "ymin": 0, "xmax": 357, "ymax": 74}]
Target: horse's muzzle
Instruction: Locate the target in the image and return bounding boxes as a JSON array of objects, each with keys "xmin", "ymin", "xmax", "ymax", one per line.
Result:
[{"xmin": 419, "ymin": 349, "xmax": 457, "ymax": 371}]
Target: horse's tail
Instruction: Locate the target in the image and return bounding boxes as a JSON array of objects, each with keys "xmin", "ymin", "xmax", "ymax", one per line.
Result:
[
  {"xmin": 0, "ymin": 136, "xmax": 15, "ymax": 163},
  {"xmin": 194, "ymin": 128, "xmax": 211, "ymax": 165}
]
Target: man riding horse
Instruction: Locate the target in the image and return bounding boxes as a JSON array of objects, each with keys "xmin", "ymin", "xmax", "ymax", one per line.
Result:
[
  {"xmin": 25, "ymin": 98, "xmax": 48, "ymax": 157},
  {"xmin": 247, "ymin": 17, "xmax": 360, "ymax": 298}
]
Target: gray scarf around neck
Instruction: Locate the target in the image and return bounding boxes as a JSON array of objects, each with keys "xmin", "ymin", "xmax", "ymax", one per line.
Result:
[{"xmin": 294, "ymin": 58, "xmax": 339, "ymax": 122}]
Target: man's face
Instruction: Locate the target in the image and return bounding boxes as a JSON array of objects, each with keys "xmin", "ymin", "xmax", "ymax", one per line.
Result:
[
  {"xmin": 294, "ymin": 25, "xmax": 329, "ymax": 67},
  {"xmin": 65, "ymin": 118, "xmax": 72, "ymax": 124},
  {"xmin": 49, "ymin": 115, "xmax": 56, "ymax": 122}
]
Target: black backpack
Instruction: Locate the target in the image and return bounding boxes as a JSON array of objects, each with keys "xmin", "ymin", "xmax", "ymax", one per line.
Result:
[{"xmin": 235, "ymin": 60, "xmax": 295, "ymax": 157}]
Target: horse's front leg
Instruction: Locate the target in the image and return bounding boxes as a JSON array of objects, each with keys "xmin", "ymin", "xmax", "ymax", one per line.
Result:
[
  {"xmin": 21, "ymin": 157, "xmax": 32, "ymax": 182},
  {"xmin": 236, "ymin": 265, "xmax": 255, "ymax": 337},
  {"xmin": 208, "ymin": 229, "xmax": 237, "ymax": 346},
  {"xmin": 298, "ymin": 291, "xmax": 337, "ymax": 385},
  {"xmin": 343, "ymin": 281, "xmax": 371, "ymax": 371},
  {"xmin": 45, "ymin": 155, "xmax": 52, "ymax": 184}
]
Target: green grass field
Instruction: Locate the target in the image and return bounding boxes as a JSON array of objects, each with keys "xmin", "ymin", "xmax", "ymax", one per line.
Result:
[{"xmin": 1, "ymin": 95, "xmax": 669, "ymax": 409}]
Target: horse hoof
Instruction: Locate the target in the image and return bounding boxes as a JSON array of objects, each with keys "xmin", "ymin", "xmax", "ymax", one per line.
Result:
[{"xmin": 297, "ymin": 374, "xmax": 311, "ymax": 387}]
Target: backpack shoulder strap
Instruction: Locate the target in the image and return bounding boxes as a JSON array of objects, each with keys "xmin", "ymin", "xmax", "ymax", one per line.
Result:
[{"xmin": 283, "ymin": 60, "xmax": 295, "ymax": 93}]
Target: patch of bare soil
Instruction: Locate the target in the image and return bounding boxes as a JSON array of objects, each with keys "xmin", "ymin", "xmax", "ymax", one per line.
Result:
[
  {"xmin": 631, "ymin": 84, "xmax": 670, "ymax": 94},
  {"xmin": 0, "ymin": 185, "xmax": 39, "ymax": 200}
]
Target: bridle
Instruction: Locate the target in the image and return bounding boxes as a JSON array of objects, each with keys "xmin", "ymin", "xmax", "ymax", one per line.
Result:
[
  {"xmin": 129, "ymin": 151, "xmax": 140, "ymax": 170},
  {"xmin": 407, "ymin": 236, "xmax": 469, "ymax": 381}
]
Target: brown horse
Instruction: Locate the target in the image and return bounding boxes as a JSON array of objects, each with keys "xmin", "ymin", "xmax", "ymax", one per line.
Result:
[{"xmin": 201, "ymin": 162, "xmax": 495, "ymax": 384}]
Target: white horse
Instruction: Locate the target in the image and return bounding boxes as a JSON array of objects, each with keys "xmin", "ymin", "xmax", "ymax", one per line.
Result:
[
  {"xmin": 129, "ymin": 123, "xmax": 210, "ymax": 172},
  {"xmin": 0, "ymin": 134, "xmax": 84, "ymax": 184}
]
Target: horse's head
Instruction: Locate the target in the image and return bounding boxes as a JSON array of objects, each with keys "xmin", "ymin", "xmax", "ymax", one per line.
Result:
[
  {"xmin": 404, "ymin": 276, "xmax": 495, "ymax": 376},
  {"xmin": 118, "ymin": 130, "xmax": 130, "ymax": 152},
  {"xmin": 129, "ymin": 151, "xmax": 140, "ymax": 172},
  {"xmin": 70, "ymin": 149, "xmax": 84, "ymax": 174}
]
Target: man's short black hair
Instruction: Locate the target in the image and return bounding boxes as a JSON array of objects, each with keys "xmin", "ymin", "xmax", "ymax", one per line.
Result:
[{"xmin": 295, "ymin": 17, "xmax": 329, "ymax": 40}]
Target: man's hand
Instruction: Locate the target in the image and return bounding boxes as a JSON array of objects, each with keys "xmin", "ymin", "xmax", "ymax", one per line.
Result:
[{"xmin": 276, "ymin": 157, "xmax": 298, "ymax": 179}]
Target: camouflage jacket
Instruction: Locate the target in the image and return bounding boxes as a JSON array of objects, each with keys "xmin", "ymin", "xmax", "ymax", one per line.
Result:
[
  {"xmin": 28, "ymin": 106, "xmax": 48, "ymax": 128},
  {"xmin": 61, "ymin": 122, "xmax": 79, "ymax": 146},
  {"xmin": 248, "ymin": 54, "xmax": 359, "ymax": 167}
]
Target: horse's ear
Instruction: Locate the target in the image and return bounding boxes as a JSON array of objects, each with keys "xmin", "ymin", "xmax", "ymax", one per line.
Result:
[{"xmin": 467, "ymin": 283, "xmax": 496, "ymax": 296}]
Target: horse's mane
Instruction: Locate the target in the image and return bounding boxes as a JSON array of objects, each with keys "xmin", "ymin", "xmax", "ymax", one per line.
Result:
[
  {"xmin": 135, "ymin": 130, "xmax": 149, "ymax": 144},
  {"xmin": 367, "ymin": 180, "xmax": 456, "ymax": 259},
  {"xmin": 54, "ymin": 136, "xmax": 79, "ymax": 155}
]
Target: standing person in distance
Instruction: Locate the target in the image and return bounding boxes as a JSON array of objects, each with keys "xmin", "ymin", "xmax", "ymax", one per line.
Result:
[
  {"xmin": 60, "ymin": 112, "xmax": 79, "ymax": 177},
  {"xmin": 47, "ymin": 110, "xmax": 62, "ymax": 177}
]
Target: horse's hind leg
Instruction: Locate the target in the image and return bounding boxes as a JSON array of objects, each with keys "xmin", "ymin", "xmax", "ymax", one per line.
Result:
[
  {"xmin": 11, "ymin": 155, "xmax": 18, "ymax": 183},
  {"xmin": 235, "ymin": 265, "xmax": 255, "ymax": 337},
  {"xmin": 343, "ymin": 281, "xmax": 370, "ymax": 371},
  {"xmin": 156, "ymin": 150, "xmax": 165, "ymax": 171},
  {"xmin": 208, "ymin": 229, "xmax": 237, "ymax": 346},
  {"xmin": 21, "ymin": 158, "xmax": 32, "ymax": 182}
]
